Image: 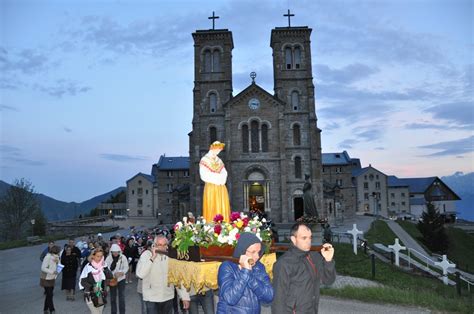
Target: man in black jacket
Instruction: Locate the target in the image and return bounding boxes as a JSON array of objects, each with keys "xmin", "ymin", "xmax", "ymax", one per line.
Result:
[{"xmin": 272, "ymin": 222, "xmax": 336, "ymax": 313}]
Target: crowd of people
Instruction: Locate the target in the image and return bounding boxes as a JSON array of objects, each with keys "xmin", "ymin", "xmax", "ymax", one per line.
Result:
[{"xmin": 39, "ymin": 222, "xmax": 335, "ymax": 314}]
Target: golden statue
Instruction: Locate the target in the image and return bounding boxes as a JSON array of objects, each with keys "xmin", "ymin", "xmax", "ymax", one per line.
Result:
[{"xmin": 199, "ymin": 141, "xmax": 231, "ymax": 222}]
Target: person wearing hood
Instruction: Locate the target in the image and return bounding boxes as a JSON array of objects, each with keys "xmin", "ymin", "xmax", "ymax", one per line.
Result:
[
  {"xmin": 271, "ymin": 222, "xmax": 336, "ymax": 314},
  {"xmin": 216, "ymin": 232, "xmax": 274, "ymax": 314},
  {"xmin": 105, "ymin": 243, "xmax": 129, "ymax": 314}
]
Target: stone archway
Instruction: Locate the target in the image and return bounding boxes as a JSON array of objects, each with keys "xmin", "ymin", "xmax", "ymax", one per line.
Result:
[{"xmin": 243, "ymin": 169, "xmax": 270, "ymax": 214}]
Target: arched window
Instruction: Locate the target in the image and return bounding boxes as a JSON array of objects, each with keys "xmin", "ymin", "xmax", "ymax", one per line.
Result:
[
  {"xmin": 242, "ymin": 124, "xmax": 249, "ymax": 153},
  {"xmin": 251, "ymin": 120, "xmax": 259, "ymax": 153},
  {"xmin": 294, "ymin": 47, "xmax": 301, "ymax": 69},
  {"xmin": 291, "ymin": 91, "xmax": 300, "ymax": 111},
  {"xmin": 285, "ymin": 47, "xmax": 292, "ymax": 70},
  {"xmin": 212, "ymin": 50, "xmax": 220, "ymax": 72},
  {"xmin": 209, "ymin": 127, "xmax": 217, "ymax": 145},
  {"xmin": 294, "ymin": 156, "xmax": 302, "ymax": 179},
  {"xmin": 204, "ymin": 50, "xmax": 212, "ymax": 72},
  {"xmin": 293, "ymin": 124, "xmax": 301, "ymax": 146},
  {"xmin": 209, "ymin": 93, "xmax": 217, "ymax": 113},
  {"xmin": 261, "ymin": 124, "xmax": 268, "ymax": 152}
]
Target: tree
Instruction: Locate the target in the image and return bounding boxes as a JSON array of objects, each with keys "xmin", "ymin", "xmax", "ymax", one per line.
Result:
[
  {"xmin": 32, "ymin": 209, "xmax": 47, "ymax": 236},
  {"xmin": 417, "ymin": 202, "xmax": 449, "ymax": 253},
  {"xmin": 0, "ymin": 178, "xmax": 41, "ymax": 241}
]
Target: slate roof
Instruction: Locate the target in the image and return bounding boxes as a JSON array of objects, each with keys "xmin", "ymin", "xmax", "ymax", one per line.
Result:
[
  {"xmin": 387, "ymin": 175, "xmax": 409, "ymax": 187},
  {"xmin": 126, "ymin": 172, "xmax": 155, "ymax": 183},
  {"xmin": 156, "ymin": 155, "xmax": 190, "ymax": 170},
  {"xmin": 322, "ymin": 151, "xmax": 353, "ymax": 165}
]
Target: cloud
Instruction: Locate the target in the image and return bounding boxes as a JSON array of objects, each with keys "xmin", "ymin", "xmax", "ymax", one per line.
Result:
[
  {"xmin": 424, "ymin": 101, "xmax": 474, "ymax": 127},
  {"xmin": 0, "ymin": 104, "xmax": 19, "ymax": 112},
  {"xmin": 63, "ymin": 127, "xmax": 72, "ymax": 133},
  {"xmin": 318, "ymin": 100, "xmax": 394, "ymax": 124},
  {"xmin": 34, "ymin": 79, "xmax": 92, "ymax": 98},
  {"xmin": 418, "ymin": 135, "xmax": 474, "ymax": 157},
  {"xmin": 0, "ymin": 47, "xmax": 51, "ymax": 75},
  {"xmin": 0, "ymin": 144, "xmax": 45, "ymax": 166},
  {"xmin": 339, "ymin": 139, "xmax": 357, "ymax": 149},
  {"xmin": 321, "ymin": 122, "xmax": 340, "ymax": 131},
  {"xmin": 355, "ymin": 129, "xmax": 382, "ymax": 142},
  {"xmin": 314, "ymin": 63, "xmax": 379, "ymax": 84},
  {"xmin": 100, "ymin": 153, "xmax": 148, "ymax": 162},
  {"xmin": 404, "ymin": 122, "xmax": 471, "ymax": 131},
  {"xmin": 375, "ymin": 147, "xmax": 385, "ymax": 150},
  {"xmin": 62, "ymin": 15, "xmax": 193, "ymax": 58}
]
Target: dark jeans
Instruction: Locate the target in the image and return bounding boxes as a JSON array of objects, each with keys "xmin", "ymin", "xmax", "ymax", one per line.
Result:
[
  {"xmin": 189, "ymin": 290, "xmax": 214, "ymax": 314},
  {"xmin": 43, "ymin": 286, "xmax": 55, "ymax": 311},
  {"xmin": 110, "ymin": 280, "xmax": 126, "ymax": 314},
  {"xmin": 145, "ymin": 299, "xmax": 173, "ymax": 314}
]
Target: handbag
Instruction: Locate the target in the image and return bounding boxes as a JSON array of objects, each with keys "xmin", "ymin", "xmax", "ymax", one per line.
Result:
[{"xmin": 108, "ymin": 276, "xmax": 118, "ymax": 287}]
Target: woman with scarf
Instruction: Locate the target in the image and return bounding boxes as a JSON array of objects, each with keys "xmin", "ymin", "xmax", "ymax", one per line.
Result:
[
  {"xmin": 79, "ymin": 248, "xmax": 113, "ymax": 314},
  {"xmin": 105, "ymin": 244, "xmax": 129, "ymax": 314}
]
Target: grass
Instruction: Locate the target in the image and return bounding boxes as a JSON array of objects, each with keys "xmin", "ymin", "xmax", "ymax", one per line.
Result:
[
  {"xmin": 325, "ymin": 243, "xmax": 473, "ymax": 313},
  {"xmin": 397, "ymin": 220, "xmax": 474, "ymax": 273},
  {"xmin": 364, "ymin": 219, "xmax": 403, "ymax": 246}
]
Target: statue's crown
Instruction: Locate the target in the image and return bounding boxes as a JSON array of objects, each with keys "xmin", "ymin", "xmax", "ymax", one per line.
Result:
[{"xmin": 210, "ymin": 141, "xmax": 225, "ymax": 150}]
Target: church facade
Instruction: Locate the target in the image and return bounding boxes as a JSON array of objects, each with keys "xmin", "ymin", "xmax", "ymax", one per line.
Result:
[{"xmin": 188, "ymin": 24, "xmax": 324, "ymax": 223}]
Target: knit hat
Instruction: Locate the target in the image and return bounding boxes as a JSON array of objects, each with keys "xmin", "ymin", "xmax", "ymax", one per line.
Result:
[
  {"xmin": 110, "ymin": 243, "xmax": 121, "ymax": 252},
  {"xmin": 232, "ymin": 232, "xmax": 263, "ymax": 258}
]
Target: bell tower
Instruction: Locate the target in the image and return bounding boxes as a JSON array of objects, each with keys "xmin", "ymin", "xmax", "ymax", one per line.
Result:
[{"xmin": 189, "ymin": 12, "xmax": 234, "ymax": 215}]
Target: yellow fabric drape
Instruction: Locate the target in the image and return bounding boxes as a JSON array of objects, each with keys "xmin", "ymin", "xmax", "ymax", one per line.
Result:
[
  {"xmin": 202, "ymin": 182, "xmax": 231, "ymax": 222},
  {"xmin": 168, "ymin": 253, "xmax": 276, "ymax": 293}
]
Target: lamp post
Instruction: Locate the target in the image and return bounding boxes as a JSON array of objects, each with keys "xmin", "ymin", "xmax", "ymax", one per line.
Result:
[
  {"xmin": 126, "ymin": 208, "xmax": 130, "ymax": 217},
  {"xmin": 30, "ymin": 219, "xmax": 35, "ymax": 236}
]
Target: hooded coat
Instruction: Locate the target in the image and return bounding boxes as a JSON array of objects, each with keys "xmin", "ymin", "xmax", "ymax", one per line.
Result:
[
  {"xmin": 216, "ymin": 233, "xmax": 274, "ymax": 314},
  {"xmin": 271, "ymin": 243, "xmax": 336, "ymax": 314}
]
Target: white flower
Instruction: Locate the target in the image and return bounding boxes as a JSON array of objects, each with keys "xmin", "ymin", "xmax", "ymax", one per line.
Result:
[
  {"xmin": 244, "ymin": 227, "xmax": 251, "ymax": 232},
  {"xmin": 175, "ymin": 222, "xmax": 183, "ymax": 229},
  {"xmin": 217, "ymin": 234, "xmax": 228, "ymax": 244},
  {"xmin": 202, "ymin": 219, "xmax": 207, "ymax": 224},
  {"xmin": 183, "ymin": 217, "xmax": 188, "ymax": 224},
  {"xmin": 228, "ymin": 228, "xmax": 239, "ymax": 241},
  {"xmin": 261, "ymin": 218, "xmax": 267, "ymax": 223}
]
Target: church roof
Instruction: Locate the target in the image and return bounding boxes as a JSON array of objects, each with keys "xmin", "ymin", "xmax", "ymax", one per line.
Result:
[
  {"xmin": 322, "ymin": 151, "xmax": 353, "ymax": 165},
  {"xmin": 225, "ymin": 82, "xmax": 285, "ymax": 108},
  {"xmin": 351, "ymin": 165, "xmax": 386, "ymax": 178},
  {"xmin": 156, "ymin": 155, "xmax": 190, "ymax": 170},
  {"xmin": 126, "ymin": 172, "xmax": 155, "ymax": 184}
]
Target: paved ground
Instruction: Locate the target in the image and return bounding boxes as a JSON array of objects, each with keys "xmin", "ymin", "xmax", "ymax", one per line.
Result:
[
  {"xmin": 385, "ymin": 220, "xmax": 430, "ymax": 256},
  {"xmin": 0, "ymin": 222, "xmax": 433, "ymax": 314}
]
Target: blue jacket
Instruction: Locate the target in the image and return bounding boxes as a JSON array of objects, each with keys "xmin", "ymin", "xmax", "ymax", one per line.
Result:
[{"xmin": 217, "ymin": 260, "xmax": 274, "ymax": 314}]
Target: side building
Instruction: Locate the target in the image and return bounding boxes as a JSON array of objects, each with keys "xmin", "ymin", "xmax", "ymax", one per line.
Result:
[
  {"xmin": 352, "ymin": 165, "xmax": 389, "ymax": 218},
  {"xmin": 322, "ymin": 151, "xmax": 360, "ymax": 221},
  {"xmin": 126, "ymin": 173, "xmax": 156, "ymax": 217}
]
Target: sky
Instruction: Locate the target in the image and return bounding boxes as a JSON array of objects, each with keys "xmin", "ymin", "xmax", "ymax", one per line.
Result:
[{"xmin": 1, "ymin": 0, "xmax": 473, "ymax": 202}]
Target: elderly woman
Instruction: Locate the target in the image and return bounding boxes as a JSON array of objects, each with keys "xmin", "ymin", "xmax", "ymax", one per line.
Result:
[
  {"xmin": 79, "ymin": 248, "xmax": 113, "ymax": 314},
  {"xmin": 105, "ymin": 244, "xmax": 129, "ymax": 314},
  {"xmin": 41, "ymin": 245, "xmax": 61, "ymax": 314}
]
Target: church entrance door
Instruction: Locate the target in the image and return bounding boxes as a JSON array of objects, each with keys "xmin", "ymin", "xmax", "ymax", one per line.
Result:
[
  {"xmin": 294, "ymin": 197, "xmax": 304, "ymax": 220},
  {"xmin": 249, "ymin": 183, "xmax": 265, "ymax": 216}
]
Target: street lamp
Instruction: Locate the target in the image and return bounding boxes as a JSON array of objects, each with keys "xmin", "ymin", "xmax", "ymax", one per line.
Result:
[
  {"xmin": 30, "ymin": 219, "xmax": 35, "ymax": 236},
  {"xmin": 126, "ymin": 208, "xmax": 130, "ymax": 217}
]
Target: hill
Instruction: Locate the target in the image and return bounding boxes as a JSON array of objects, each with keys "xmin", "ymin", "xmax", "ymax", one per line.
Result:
[
  {"xmin": 0, "ymin": 180, "xmax": 125, "ymax": 221},
  {"xmin": 441, "ymin": 172, "xmax": 474, "ymax": 222}
]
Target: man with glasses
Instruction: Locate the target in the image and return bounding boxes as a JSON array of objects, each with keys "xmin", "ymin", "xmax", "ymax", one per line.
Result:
[
  {"xmin": 136, "ymin": 235, "xmax": 190, "ymax": 313},
  {"xmin": 272, "ymin": 222, "xmax": 336, "ymax": 314},
  {"xmin": 216, "ymin": 232, "xmax": 274, "ymax": 313}
]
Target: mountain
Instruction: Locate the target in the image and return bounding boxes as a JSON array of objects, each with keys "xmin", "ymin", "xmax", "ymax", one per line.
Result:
[
  {"xmin": 0, "ymin": 180, "xmax": 125, "ymax": 221},
  {"xmin": 441, "ymin": 172, "xmax": 474, "ymax": 222}
]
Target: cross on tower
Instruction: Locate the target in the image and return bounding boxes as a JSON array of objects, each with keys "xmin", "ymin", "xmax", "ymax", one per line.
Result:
[
  {"xmin": 284, "ymin": 9, "xmax": 295, "ymax": 27},
  {"xmin": 208, "ymin": 11, "xmax": 219, "ymax": 30}
]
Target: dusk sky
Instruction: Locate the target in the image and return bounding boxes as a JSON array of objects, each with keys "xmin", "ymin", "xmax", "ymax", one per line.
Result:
[{"xmin": 1, "ymin": 0, "xmax": 472, "ymax": 202}]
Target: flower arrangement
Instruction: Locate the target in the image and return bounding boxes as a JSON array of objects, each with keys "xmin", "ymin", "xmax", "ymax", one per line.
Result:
[{"xmin": 172, "ymin": 211, "xmax": 273, "ymax": 254}]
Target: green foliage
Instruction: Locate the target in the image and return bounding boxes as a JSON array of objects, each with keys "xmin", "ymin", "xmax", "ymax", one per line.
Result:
[
  {"xmin": 364, "ymin": 220, "xmax": 403, "ymax": 246},
  {"xmin": 32, "ymin": 209, "xmax": 47, "ymax": 236},
  {"xmin": 89, "ymin": 207, "xmax": 100, "ymax": 217},
  {"xmin": 417, "ymin": 202, "xmax": 449, "ymax": 253},
  {"xmin": 329, "ymin": 243, "xmax": 473, "ymax": 312},
  {"xmin": 0, "ymin": 178, "xmax": 41, "ymax": 241},
  {"xmin": 104, "ymin": 190, "xmax": 126, "ymax": 203},
  {"xmin": 445, "ymin": 226, "xmax": 474, "ymax": 273}
]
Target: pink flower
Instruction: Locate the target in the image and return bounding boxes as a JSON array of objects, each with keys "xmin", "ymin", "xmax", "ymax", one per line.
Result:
[
  {"xmin": 235, "ymin": 233, "xmax": 241, "ymax": 240},
  {"xmin": 242, "ymin": 217, "xmax": 250, "ymax": 227},
  {"xmin": 214, "ymin": 224, "xmax": 222, "ymax": 235},
  {"xmin": 213, "ymin": 214, "xmax": 224, "ymax": 223},
  {"xmin": 230, "ymin": 212, "xmax": 241, "ymax": 222}
]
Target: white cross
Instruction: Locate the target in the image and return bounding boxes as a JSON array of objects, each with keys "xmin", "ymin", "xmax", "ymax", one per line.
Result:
[
  {"xmin": 347, "ymin": 224, "xmax": 363, "ymax": 254},
  {"xmin": 388, "ymin": 238, "xmax": 406, "ymax": 266},
  {"xmin": 434, "ymin": 255, "xmax": 456, "ymax": 285}
]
